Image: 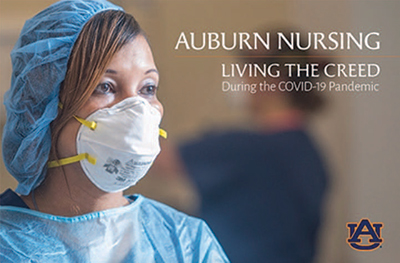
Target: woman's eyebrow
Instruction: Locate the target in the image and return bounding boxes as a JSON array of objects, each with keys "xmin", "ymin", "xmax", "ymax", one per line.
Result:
[
  {"xmin": 105, "ymin": 69, "xmax": 117, "ymax": 74},
  {"xmin": 105, "ymin": 69, "xmax": 158, "ymax": 75},
  {"xmin": 145, "ymin": 69, "xmax": 159, "ymax": 75}
]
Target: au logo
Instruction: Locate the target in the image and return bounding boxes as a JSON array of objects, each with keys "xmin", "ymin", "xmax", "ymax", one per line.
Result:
[{"xmin": 346, "ymin": 218, "xmax": 384, "ymax": 251}]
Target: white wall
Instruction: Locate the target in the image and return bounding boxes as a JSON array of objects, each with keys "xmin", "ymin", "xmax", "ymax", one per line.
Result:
[{"xmin": 348, "ymin": 1, "xmax": 400, "ymax": 262}]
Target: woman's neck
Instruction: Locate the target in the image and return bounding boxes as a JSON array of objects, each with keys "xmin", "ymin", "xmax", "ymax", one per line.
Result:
[{"xmin": 21, "ymin": 163, "xmax": 130, "ymax": 217}]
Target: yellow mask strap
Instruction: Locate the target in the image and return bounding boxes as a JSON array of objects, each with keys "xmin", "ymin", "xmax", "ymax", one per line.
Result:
[
  {"xmin": 63, "ymin": 101, "xmax": 163, "ymax": 135},
  {"xmin": 48, "ymin": 153, "xmax": 97, "ymax": 168},
  {"xmin": 53, "ymin": 102, "xmax": 164, "ymax": 167},
  {"xmin": 159, "ymin": 128, "xmax": 167, "ymax": 139},
  {"xmin": 74, "ymin": 116, "xmax": 97, "ymax": 130},
  {"xmin": 59, "ymin": 102, "xmax": 97, "ymax": 130}
]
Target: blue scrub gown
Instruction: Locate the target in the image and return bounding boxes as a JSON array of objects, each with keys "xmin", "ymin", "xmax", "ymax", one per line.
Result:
[{"xmin": 0, "ymin": 194, "xmax": 229, "ymax": 262}]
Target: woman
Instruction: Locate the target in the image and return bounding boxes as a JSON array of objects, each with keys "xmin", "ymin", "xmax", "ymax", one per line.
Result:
[{"xmin": 0, "ymin": 1, "xmax": 229, "ymax": 262}]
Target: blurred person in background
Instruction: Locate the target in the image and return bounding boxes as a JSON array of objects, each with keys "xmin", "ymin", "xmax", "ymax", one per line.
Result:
[{"xmin": 155, "ymin": 28, "xmax": 329, "ymax": 263}]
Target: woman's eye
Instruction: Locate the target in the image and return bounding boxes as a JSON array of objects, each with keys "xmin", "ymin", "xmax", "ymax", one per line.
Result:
[
  {"xmin": 94, "ymin": 82, "xmax": 115, "ymax": 95},
  {"xmin": 139, "ymin": 85, "xmax": 158, "ymax": 96}
]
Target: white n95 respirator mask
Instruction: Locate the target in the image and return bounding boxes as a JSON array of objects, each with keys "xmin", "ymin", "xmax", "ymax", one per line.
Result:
[{"xmin": 48, "ymin": 96, "xmax": 167, "ymax": 192}]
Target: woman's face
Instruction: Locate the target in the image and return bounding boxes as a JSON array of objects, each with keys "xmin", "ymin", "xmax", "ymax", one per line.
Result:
[
  {"xmin": 82, "ymin": 34, "xmax": 162, "ymax": 117},
  {"xmin": 57, "ymin": 35, "xmax": 162, "ymax": 162}
]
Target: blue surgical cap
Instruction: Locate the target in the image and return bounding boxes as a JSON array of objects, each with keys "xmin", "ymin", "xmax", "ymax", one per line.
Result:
[{"xmin": 2, "ymin": 0, "xmax": 123, "ymax": 195}]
